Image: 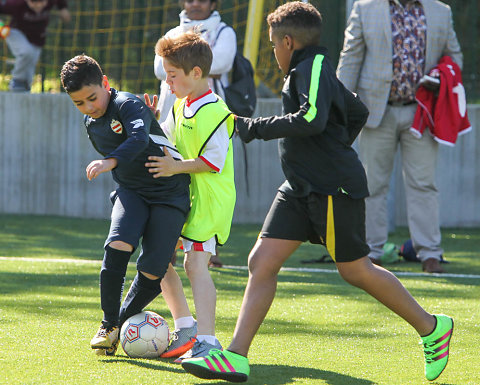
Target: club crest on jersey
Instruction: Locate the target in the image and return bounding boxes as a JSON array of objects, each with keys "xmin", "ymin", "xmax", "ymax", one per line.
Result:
[{"xmin": 110, "ymin": 119, "xmax": 123, "ymax": 134}]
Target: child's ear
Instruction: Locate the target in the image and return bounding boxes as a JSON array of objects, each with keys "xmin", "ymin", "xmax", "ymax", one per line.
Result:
[
  {"xmin": 284, "ymin": 35, "xmax": 294, "ymax": 51},
  {"xmin": 102, "ymin": 75, "xmax": 111, "ymax": 91},
  {"xmin": 192, "ymin": 66, "xmax": 203, "ymax": 79}
]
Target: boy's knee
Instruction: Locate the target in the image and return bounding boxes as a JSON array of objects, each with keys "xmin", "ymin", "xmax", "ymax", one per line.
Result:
[
  {"xmin": 102, "ymin": 245, "xmax": 133, "ymax": 275},
  {"xmin": 140, "ymin": 270, "xmax": 160, "ymax": 281},
  {"xmin": 247, "ymin": 251, "xmax": 278, "ymax": 278},
  {"xmin": 108, "ymin": 240, "xmax": 133, "ymax": 252},
  {"xmin": 337, "ymin": 260, "xmax": 369, "ymax": 287}
]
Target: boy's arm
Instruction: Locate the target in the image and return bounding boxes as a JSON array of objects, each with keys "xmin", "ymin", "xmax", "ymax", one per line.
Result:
[
  {"xmin": 85, "ymin": 158, "xmax": 117, "ymax": 180},
  {"xmin": 236, "ymin": 62, "xmax": 333, "ymax": 143},
  {"xmin": 146, "ymin": 123, "xmax": 230, "ymax": 177},
  {"xmin": 106, "ymin": 98, "xmax": 153, "ymax": 166},
  {"xmin": 343, "ymin": 84, "xmax": 369, "ymax": 145},
  {"xmin": 146, "ymin": 147, "xmax": 211, "ymax": 178}
]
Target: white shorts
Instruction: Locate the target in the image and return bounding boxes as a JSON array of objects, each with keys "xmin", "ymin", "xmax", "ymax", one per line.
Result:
[{"xmin": 182, "ymin": 236, "xmax": 217, "ymax": 255}]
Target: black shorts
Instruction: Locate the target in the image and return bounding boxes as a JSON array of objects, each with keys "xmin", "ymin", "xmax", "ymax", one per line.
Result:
[
  {"xmin": 261, "ymin": 191, "xmax": 370, "ymax": 262},
  {"xmin": 105, "ymin": 187, "xmax": 189, "ymax": 277}
]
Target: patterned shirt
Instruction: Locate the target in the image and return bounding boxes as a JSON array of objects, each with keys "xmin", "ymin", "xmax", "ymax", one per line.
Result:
[{"xmin": 389, "ymin": 0, "xmax": 426, "ymax": 103}]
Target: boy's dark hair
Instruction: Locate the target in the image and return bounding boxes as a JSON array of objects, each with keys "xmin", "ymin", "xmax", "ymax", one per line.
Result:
[
  {"xmin": 155, "ymin": 30, "xmax": 212, "ymax": 77},
  {"xmin": 61, "ymin": 54, "xmax": 104, "ymax": 93},
  {"xmin": 267, "ymin": 1, "xmax": 322, "ymax": 47}
]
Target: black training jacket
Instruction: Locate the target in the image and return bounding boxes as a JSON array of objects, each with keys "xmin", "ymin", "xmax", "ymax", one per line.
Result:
[{"xmin": 237, "ymin": 46, "xmax": 369, "ymax": 199}]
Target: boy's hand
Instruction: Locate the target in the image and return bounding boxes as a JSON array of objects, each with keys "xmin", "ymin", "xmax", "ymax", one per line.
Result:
[
  {"xmin": 235, "ymin": 116, "xmax": 256, "ymax": 143},
  {"xmin": 144, "ymin": 93, "xmax": 160, "ymax": 120},
  {"xmin": 145, "ymin": 147, "xmax": 178, "ymax": 177},
  {"xmin": 86, "ymin": 158, "xmax": 117, "ymax": 180}
]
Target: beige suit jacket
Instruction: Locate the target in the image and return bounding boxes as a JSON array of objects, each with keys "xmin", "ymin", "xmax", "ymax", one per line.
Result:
[{"xmin": 337, "ymin": 0, "xmax": 463, "ymax": 128}]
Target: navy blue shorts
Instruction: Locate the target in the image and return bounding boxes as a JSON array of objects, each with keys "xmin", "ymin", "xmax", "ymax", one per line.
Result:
[
  {"xmin": 105, "ymin": 187, "xmax": 189, "ymax": 277},
  {"xmin": 260, "ymin": 191, "xmax": 370, "ymax": 262}
]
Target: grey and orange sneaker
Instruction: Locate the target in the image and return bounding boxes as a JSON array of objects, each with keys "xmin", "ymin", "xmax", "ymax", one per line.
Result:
[
  {"xmin": 421, "ymin": 314, "xmax": 453, "ymax": 381},
  {"xmin": 182, "ymin": 349, "xmax": 249, "ymax": 382},
  {"xmin": 160, "ymin": 322, "xmax": 197, "ymax": 358},
  {"xmin": 174, "ymin": 339, "xmax": 222, "ymax": 363}
]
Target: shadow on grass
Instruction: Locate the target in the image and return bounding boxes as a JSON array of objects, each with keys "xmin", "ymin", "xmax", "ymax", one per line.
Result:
[
  {"xmin": 248, "ymin": 364, "xmax": 377, "ymax": 385},
  {"xmin": 104, "ymin": 357, "xmax": 376, "ymax": 385},
  {"xmin": 100, "ymin": 356, "xmax": 186, "ymax": 374},
  {"xmin": 101, "ymin": 358, "xmax": 378, "ymax": 385}
]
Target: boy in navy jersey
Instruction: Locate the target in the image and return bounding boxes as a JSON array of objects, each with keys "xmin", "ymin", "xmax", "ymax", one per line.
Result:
[
  {"xmin": 182, "ymin": 2, "xmax": 453, "ymax": 383},
  {"xmin": 60, "ymin": 54, "xmax": 191, "ymax": 355}
]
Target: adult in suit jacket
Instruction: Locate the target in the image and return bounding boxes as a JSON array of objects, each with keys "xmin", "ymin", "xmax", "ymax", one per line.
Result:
[{"xmin": 337, "ymin": 0, "xmax": 462, "ymax": 273}]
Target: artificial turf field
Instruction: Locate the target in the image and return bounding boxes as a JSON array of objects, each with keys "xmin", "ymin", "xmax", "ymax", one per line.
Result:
[{"xmin": 0, "ymin": 214, "xmax": 479, "ymax": 385}]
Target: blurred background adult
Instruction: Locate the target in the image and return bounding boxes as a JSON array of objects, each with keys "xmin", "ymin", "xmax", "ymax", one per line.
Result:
[
  {"xmin": 154, "ymin": 0, "xmax": 236, "ymax": 124},
  {"xmin": 154, "ymin": 0, "xmax": 237, "ymax": 268},
  {"xmin": 0, "ymin": 0, "xmax": 70, "ymax": 92},
  {"xmin": 337, "ymin": 0, "xmax": 462, "ymax": 273}
]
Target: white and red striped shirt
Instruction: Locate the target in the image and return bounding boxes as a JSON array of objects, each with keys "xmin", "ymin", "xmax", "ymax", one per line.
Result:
[{"xmin": 411, "ymin": 56, "xmax": 471, "ymax": 146}]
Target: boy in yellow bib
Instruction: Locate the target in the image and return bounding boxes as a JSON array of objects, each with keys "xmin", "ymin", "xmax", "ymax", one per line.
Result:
[{"xmin": 145, "ymin": 30, "xmax": 235, "ymax": 361}]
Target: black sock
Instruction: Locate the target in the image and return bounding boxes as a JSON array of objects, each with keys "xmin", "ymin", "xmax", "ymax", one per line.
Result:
[
  {"xmin": 118, "ymin": 272, "xmax": 162, "ymax": 327},
  {"xmin": 100, "ymin": 245, "xmax": 132, "ymax": 327}
]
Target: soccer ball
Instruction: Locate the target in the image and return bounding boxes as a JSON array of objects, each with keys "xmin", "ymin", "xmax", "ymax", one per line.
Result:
[{"xmin": 120, "ymin": 311, "xmax": 169, "ymax": 358}]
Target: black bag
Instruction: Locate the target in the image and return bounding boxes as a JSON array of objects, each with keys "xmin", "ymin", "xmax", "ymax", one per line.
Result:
[
  {"xmin": 216, "ymin": 26, "xmax": 257, "ymax": 117},
  {"xmin": 224, "ymin": 52, "xmax": 257, "ymax": 117}
]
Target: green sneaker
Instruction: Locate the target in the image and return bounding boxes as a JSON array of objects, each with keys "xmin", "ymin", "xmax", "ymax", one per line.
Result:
[
  {"xmin": 421, "ymin": 314, "xmax": 453, "ymax": 381},
  {"xmin": 182, "ymin": 349, "xmax": 250, "ymax": 383}
]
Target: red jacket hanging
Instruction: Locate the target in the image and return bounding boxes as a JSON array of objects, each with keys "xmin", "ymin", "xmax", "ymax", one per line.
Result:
[{"xmin": 411, "ymin": 56, "xmax": 471, "ymax": 146}]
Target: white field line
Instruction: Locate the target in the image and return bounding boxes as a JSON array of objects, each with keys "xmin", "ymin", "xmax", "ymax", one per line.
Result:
[{"xmin": 1, "ymin": 257, "xmax": 480, "ymax": 280}]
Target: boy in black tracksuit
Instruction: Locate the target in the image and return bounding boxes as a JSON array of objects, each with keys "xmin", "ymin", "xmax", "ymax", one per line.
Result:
[
  {"xmin": 182, "ymin": 2, "xmax": 453, "ymax": 383},
  {"xmin": 61, "ymin": 54, "xmax": 191, "ymax": 355}
]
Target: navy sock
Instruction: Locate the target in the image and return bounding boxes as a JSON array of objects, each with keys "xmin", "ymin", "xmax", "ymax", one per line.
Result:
[
  {"xmin": 100, "ymin": 245, "xmax": 132, "ymax": 327},
  {"xmin": 119, "ymin": 272, "xmax": 162, "ymax": 327}
]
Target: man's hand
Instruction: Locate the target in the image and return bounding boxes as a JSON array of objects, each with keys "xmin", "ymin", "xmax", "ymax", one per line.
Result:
[
  {"xmin": 145, "ymin": 147, "xmax": 178, "ymax": 178},
  {"xmin": 144, "ymin": 93, "xmax": 160, "ymax": 120},
  {"xmin": 419, "ymin": 75, "xmax": 440, "ymax": 93},
  {"xmin": 86, "ymin": 158, "xmax": 117, "ymax": 180},
  {"xmin": 59, "ymin": 8, "xmax": 71, "ymax": 23}
]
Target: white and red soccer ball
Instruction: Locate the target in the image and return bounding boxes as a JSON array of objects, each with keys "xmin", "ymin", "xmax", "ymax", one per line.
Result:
[{"xmin": 120, "ymin": 311, "xmax": 169, "ymax": 358}]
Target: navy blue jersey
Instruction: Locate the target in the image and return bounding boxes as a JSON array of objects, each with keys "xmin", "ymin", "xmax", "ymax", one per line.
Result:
[{"xmin": 84, "ymin": 88, "xmax": 190, "ymax": 205}]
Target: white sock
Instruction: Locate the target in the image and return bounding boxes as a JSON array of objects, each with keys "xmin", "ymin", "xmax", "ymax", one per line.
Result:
[
  {"xmin": 174, "ymin": 316, "xmax": 195, "ymax": 330},
  {"xmin": 196, "ymin": 334, "xmax": 217, "ymax": 345}
]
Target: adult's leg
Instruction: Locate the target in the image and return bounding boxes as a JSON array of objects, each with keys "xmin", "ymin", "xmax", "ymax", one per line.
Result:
[
  {"xmin": 336, "ymin": 257, "xmax": 435, "ymax": 336},
  {"xmin": 398, "ymin": 106, "xmax": 443, "ymax": 262},
  {"xmin": 5, "ymin": 29, "xmax": 41, "ymax": 90},
  {"xmin": 228, "ymin": 238, "xmax": 302, "ymax": 356},
  {"xmin": 358, "ymin": 108, "xmax": 399, "ymax": 260}
]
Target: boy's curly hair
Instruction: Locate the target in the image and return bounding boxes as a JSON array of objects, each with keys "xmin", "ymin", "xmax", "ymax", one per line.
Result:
[
  {"xmin": 61, "ymin": 54, "xmax": 103, "ymax": 93},
  {"xmin": 267, "ymin": 1, "xmax": 322, "ymax": 47},
  {"xmin": 155, "ymin": 30, "xmax": 212, "ymax": 77}
]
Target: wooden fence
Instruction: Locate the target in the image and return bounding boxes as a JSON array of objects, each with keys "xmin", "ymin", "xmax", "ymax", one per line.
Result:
[{"xmin": 0, "ymin": 93, "xmax": 478, "ymax": 227}]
